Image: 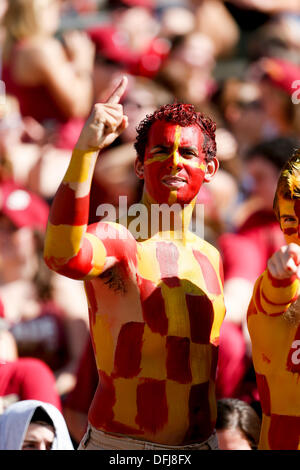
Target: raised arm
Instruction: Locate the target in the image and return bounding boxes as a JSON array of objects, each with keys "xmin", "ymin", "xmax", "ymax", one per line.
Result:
[
  {"xmin": 251, "ymin": 243, "xmax": 300, "ymax": 317},
  {"xmin": 44, "ymin": 77, "xmax": 130, "ymax": 280}
]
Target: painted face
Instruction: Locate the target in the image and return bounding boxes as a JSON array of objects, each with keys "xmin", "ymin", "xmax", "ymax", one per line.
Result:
[
  {"xmin": 143, "ymin": 121, "xmax": 206, "ymax": 205},
  {"xmin": 278, "ymin": 196, "xmax": 300, "ymax": 245}
]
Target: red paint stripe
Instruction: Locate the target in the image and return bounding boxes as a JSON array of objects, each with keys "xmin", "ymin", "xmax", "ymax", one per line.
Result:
[
  {"xmin": 136, "ymin": 379, "xmax": 168, "ymax": 433},
  {"xmin": 186, "ymin": 294, "xmax": 214, "ymax": 344},
  {"xmin": 166, "ymin": 336, "xmax": 192, "ymax": 383},
  {"xmin": 286, "ymin": 324, "xmax": 300, "ymax": 373},
  {"xmin": 113, "ymin": 322, "xmax": 144, "ymax": 378},
  {"xmin": 156, "ymin": 242, "xmax": 180, "ymax": 287},
  {"xmin": 88, "ymin": 370, "xmax": 115, "ymax": 428},
  {"xmin": 255, "ymin": 372, "xmax": 271, "ymax": 416},
  {"xmin": 261, "ymin": 289, "xmax": 297, "ymax": 310},
  {"xmin": 49, "ymin": 183, "xmax": 89, "ymax": 226},
  {"xmin": 85, "ymin": 280, "xmax": 97, "ymax": 326},
  {"xmin": 139, "ymin": 278, "xmax": 168, "ymax": 335},
  {"xmin": 268, "ymin": 414, "xmax": 300, "ymax": 450},
  {"xmin": 255, "ymin": 278, "xmax": 268, "ymax": 315},
  {"xmin": 193, "ymin": 249, "xmax": 221, "ymax": 295},
  {"xmin": 247, "ymin": 298, "xmax": 258, "ymax": 320},
  {"xmin": 57, "ymin": 237, "xmax": 94, "ymax": 279},
  {"xmin": 283, "ymin": 227, "xmax": 297, "ymax": 236},
  {"xmin": 267, "ymin": 269, "xmax": 297, "ymax": 288},
  {"xmin": 183, "ymin": 381, "xmax": 213, "ymax": 444}
]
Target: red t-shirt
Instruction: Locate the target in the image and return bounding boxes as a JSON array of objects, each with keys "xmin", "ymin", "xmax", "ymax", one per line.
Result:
[{"xmin": 0, "ymin": 358, "xmax": 62, "ymax": 411}]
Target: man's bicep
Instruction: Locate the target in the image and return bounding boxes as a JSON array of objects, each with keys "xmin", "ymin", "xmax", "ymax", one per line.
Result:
[{"xmin": 44, "ymin": 230, "xmax": 107, "ymax": 280}]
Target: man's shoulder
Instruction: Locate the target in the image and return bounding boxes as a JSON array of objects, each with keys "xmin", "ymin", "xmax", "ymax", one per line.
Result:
[
  {"xmin": 87, "ymin": 220, "xmax": 136, "ymax": 242},
  {"xmin": 191, "ymin": 235, "xmax": 221, "ymax": 261}
]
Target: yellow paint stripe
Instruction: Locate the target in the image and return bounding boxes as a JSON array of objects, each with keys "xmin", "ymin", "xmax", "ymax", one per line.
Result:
[
  {"xmin": 91, "ymin": 313, "xmax": 114, "ymax": 373},
  {"xmin": 170, "ymin": 126, "xmax": 181, "ymax": 176},
  {"xmin": 44, "ymin": 222, "xmax": 85, "ymax": 259},
  {"xmin": 113, "ymin": 378, "xmax": 139, "ymax": 429},
  {"xmin": 189, "ymin": 343, "xmax": 211, "ymax": 384},
  {"xmin": 84, "ymin": 232, "xmax": 106, "ymax": 275},
  {"xmin": 262, "ymin": 271, "xmax": 299, "ymax": 305},
  {"xmin": 168, "ymin": 191, "xmax": 177, "ymax": 205},
  {"xmin": 63, "ymin": 149, "xmax": 96, "ymax": 183},
  {"xmin": 138, "ymin": 325, "xmax": 167, "ymax": 379},
  {"xmin": 144, "ymin": 153, "xmax": 171, "ymax": 165},
  {"xmin": 161, "ymin": 284, "xmax": 190, "ymax": 338},
  {"xmin": 136, "ymin": 243, "xmax": 161, "ymax": 282},
  {"xmin": 210, "ymin": 295, "xmax": 226, "ymax": 343}
]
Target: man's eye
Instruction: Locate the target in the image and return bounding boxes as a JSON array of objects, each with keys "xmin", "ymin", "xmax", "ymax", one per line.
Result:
[
  {"xmin": 153, "ymin": 149, "xmax": 168, "ymax": 155},
  {"xmin": 284, "ymin": 217, "xmax": 297, "ymax": 223},
  {"xmin": 22, "ymin": 444, "xmax": 36, "ymax": 449},
  {"xmin": 182, "ymin": 151, "xmax": 197, "ymax": 158}
]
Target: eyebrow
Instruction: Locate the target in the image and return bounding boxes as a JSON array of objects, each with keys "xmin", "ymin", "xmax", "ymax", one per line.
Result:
[
  {"xmin": 150, "ymin": 145, "xmax": 170, "ymax": 153},
  {"xmin": 150, "ymin": 145, "xmax": 199, "ymax": 153},
  {"xmin": 280, "ymin": 214, "xmax": 297, "ymax": 218}
]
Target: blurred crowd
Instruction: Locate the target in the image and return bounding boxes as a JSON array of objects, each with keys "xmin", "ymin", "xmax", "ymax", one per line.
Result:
[{"xmin": 0, "ymin": 0, "xmax": 300, "ymax": 450}]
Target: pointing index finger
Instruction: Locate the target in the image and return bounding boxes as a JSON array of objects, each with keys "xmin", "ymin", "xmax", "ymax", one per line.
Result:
[{"xmin": 106, "ymin": 76, "xmax": 128, "ymax": 104}]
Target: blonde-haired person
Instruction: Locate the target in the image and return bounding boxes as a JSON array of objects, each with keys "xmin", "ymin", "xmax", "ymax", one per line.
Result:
[
  {"xmin": 2, "ymin": 0, "xmax": 95, "ymax": 149},
  {"xmin": 247, "ymin": 150, "xmax": 300, "ymax": 450}
]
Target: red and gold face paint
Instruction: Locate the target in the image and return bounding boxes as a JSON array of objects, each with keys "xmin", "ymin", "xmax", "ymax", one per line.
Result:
[
  {"xmin": 143, "ymin": 121, "xmax": 206, "ymax": 206},
  {"xmin": 279, "ymin": 196, "xmax": 300, "ymax": 245}
]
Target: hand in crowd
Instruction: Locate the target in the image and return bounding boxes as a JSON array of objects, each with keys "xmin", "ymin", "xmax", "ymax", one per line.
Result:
[
  {"xmin": 267, "ymin": 243, "xmax": 300, "ymax": 279},
  {"xmin": 75, "ymin": 76, "xmax": 128, "ymax": 151}
]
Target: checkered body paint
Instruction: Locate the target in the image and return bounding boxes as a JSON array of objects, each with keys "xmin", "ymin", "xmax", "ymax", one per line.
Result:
[{"xmin": 44, "ymin": 146, "xmax": 225, "ymax": 445}]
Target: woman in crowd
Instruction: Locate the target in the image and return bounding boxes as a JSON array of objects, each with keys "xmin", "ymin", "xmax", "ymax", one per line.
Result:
[{"xmin": 2, "ymin": 0, "xmax": 95, "ymax": 150}]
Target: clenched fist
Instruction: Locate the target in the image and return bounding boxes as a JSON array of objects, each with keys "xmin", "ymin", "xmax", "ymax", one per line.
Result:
[{"xmin": 75, "ymin": 76, "xmax": 129, "ymax": 151}]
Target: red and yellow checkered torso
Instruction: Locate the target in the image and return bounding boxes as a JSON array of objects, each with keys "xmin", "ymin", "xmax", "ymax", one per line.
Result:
[
  {"xmin": 84, "ymin": 224, "xmax": 225, "ymax": 445},
  {"xmin": 43, "ymin": 148, "xmax": 225, "ymax": 445}
]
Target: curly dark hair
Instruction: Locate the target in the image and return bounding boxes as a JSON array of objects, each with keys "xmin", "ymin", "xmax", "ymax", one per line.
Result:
[{"xmin": 134, "ymin": 103, "xmax": 217, "ymax": 163}]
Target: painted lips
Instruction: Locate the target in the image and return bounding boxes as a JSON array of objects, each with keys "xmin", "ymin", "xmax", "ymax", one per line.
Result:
[{"xmin": 161, "ymin": 175, "xmax": 187, "ymax": 189}]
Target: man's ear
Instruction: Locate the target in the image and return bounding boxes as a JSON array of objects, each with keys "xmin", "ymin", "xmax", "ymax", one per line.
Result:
[
  {"xmin": 135, "ymin": 157, "xmax": 144, "ymax": 179},
  {"xmin": 204, "ymin": 157, "xmax": 219, "ymax": 183}
]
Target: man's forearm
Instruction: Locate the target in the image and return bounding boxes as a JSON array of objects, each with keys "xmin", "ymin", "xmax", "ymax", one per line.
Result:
[
  {"xmin": 44, "ymin": 77, "xmax": 128, "ymax": 277},
  {"xmin": 255, "ymin": 269, "xmax": 300, "ymax": 317},
  {"xmin": 44, "ymin": 147, "xmax": 98, "ymax": 266}
]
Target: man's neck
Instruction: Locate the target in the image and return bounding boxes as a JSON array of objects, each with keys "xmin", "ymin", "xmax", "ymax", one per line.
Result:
[{"xmin": 135, "ymin": 190, "xmax": 196, "ymax": 242}]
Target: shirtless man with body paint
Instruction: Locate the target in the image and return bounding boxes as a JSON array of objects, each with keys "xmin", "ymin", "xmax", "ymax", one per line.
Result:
[
  {"xmin": 247, "ymin": 151, "xmax": 300, "ymax": 450},
  {"xmin": 44, "ymin": 77, "xmax": 226, "ymax": 450}
]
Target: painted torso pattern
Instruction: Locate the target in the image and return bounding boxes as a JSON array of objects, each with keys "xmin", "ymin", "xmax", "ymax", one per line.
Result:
[
  {"xmin": 247, "ymin": 270, "xmax": 300, "ymax": 450},
  {"xmin": 44, "ymin": 146, "xmax": 225, "ymax": 445}
]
